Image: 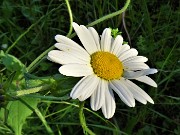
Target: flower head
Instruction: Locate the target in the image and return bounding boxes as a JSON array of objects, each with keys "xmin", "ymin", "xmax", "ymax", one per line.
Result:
[{"xmin": 48, "ymin": 22, "xmax": 158, "ymax": 119}]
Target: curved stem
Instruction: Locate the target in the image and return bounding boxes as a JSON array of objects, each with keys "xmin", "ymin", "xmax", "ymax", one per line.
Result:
[
  {"xmin": 79, "ymin": 102, "xmax": 95, "ymax": 135},
  {"xmin": 64, "ymin": 0, "xmax": 73, "ymax": 37},
  {"xmin": 19, "ymin": 98, "xmax": 54, "ymax": 135},
  {"xmin": 27, "ymin": 0, "xmax": 131, "ymax": 72},
  {"xmin": 27, "ymin": 0, "xmax": 73, "ymax": 72},
  {"xmin": 27, "ymin": 45, "xmax": 54, "ymax": 72},
  {"xmin": 87, "ymin": 0, "xmax": 131, "ymax": 27},
  {"xmin": 6, "ymin": 23, "xmax": 37, "ymax": 54},
  {"xmin": 122, "ymin": 11, "xmax": 131, "ymax": 46},
  {"xmin": 5, "ymin": 4, "xmax": 64, "ymax": 54}
]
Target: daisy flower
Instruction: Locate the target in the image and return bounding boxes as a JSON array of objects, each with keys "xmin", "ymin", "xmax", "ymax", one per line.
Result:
[{"xmin": 48, "ymin": 22, "xmax": 158, "ymax": 119}]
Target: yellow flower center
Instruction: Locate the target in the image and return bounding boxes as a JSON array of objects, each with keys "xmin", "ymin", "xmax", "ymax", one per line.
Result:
[{"xmin": 90, "ymin": 51, "xmax": 123, "ymax": 80}]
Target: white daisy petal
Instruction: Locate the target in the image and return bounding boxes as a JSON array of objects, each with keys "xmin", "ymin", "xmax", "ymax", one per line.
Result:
[
  {"xmin": 125, "ymin": 79, "xmax": 154, "ymax": 104},
  {"xmin": 55, "ymin": 35, "xmax": 89, "ymax": 56},
  {"xmin": 47, "ymin": 55, "xmax": 56, "ymax": 63},
  {"xmin": 54, "ymin": 43, "xmax": 90, "ymax": 61},
  {"xmin": 88, "ymin": 27, "xmax": 101, "ymax": 51},
  {"xmin": 48, "ymin": 50, "xmax": 88, "ymax": 65},
  {"xmin": 111, "ymin": 35, "xmax": 123, "ymax": 55},
  {"xmin": 102, "ymin": 88, "xmax": 116, "ymax": 119},
  {"xmin": 90, "ymin": 79, "xmax": 106, "ymax": 111},
  {"xmin": 78, "ymin": 76, "xmax": 100, "ymax": 101},
  {"xmin": 124, "ymin": 63, "xmax": 149, "ymax": 71},
  {"xmin": 48, "ymin": 50, "xmax": 64, "ymax": 64},
  {"xmin": 72, "ymin": 22, "xmax": 98, "ymax": 54},
  {"xmin": 135, "ymin": 76, "xmax": 158, "ymax": 87},
  {"xmin": 59, "ymin": 64, "xmax": 93, "ymax": 77},
  {"xmin": 110, "ymin": 79, "xmax": 135, "ymax": 107},
  {"xmin": 100, "ymin": 28, "xmax": 112, "ymax": 51},
  {"xmin": 70, "ymin": 75, "xmax": 99, "ymax": 99},
  {"xmin": 122, "ymin": 56, "xmax": 148, "ymax": 63},
  {"xmin": 117, "ymin": 44, "xmax": 130, "ymax": 57},
  {"xmin": 118, "ymin": 48, "xmax": 138, "ymax": 61},
  {"xmin": 48, "ymin": 23, "xmax": 158, "ymax": 119},
  {"xmin": 121, "ymin": 79, "xmax": 147, "ymax": 104},
  {"xmin": 123, "ymin": 69, "xmax": 158, "ymax": 79}
]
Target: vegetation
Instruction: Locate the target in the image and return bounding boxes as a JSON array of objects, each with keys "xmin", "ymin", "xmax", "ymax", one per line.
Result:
[{"xmin": 0, "ymin": 0, "xmax": 179, "ymax": 134}]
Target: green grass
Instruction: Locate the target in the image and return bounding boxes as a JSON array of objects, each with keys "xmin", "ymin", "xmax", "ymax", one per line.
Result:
[{"xmin": 0, "ymin": 0, "xmax": 180, "ymax": 135}]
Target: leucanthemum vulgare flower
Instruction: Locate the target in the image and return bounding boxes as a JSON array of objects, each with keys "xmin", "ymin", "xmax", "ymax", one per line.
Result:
[{"xmin": 48, "ymin": 22, "xmax": 158, "ymax": 119}]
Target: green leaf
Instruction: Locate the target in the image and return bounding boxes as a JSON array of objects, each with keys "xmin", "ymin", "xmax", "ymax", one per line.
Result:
[
  {"xmin": 0, "ymin": 50, "xmax": 26, "ymax": 79},
  {"xmin": 6, "ymin": 97, "xmax": 39, "ymax": 135},
  {"xmin": 51, "ymin": 74, "xmax": 79, "ymax": 97},
  {"xmin": 24, "ymin": 73, "xmax": 54, "ymax": 88},
  {"xmin": 16, "ymin": 85, "xmax": 51, "ymax": 96},
  {"xmin": 110, "ymin": 28, "xmax": 122, "ymax": 38}
]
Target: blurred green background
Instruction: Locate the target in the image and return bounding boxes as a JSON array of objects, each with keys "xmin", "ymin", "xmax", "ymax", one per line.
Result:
[{"xmin": 0, "ymin": 0, "xmax": 179, "ymax": 135}]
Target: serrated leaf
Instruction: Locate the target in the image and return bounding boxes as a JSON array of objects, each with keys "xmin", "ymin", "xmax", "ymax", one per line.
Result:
[{"xmin": 6, "ymin": 97, "xmax": 39, "ymax": 135}]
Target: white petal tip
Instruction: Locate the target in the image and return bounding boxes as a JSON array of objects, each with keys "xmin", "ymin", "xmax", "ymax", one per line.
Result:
[
  {"xmin": 153, "ymin": 83, "xmax": 158, "ymax": 87},
  {"xmin": 70, "ymin": 93, "xmax": 74, "ymax": 98},
  {"xmin": 47, "ymin": 56, "xmax": 52, "ymax": 61},
  {"xmin": 71, "ymin": 94, "xmax": 80, "ymax": 100},
  {"xmin": 130, "ymin": 101, "xmax": 136, "ymax": 107},
  {"xmin": 149, "ymin": 100, "xmax": 154, "ymax": 104},
  {"xmin": 141, "ymin": 100, "xmax": 154, "ymax": 105},
  {"xmin": 72, "ymin": 22, "xmax": 77, "ymax": 25},
  {"xmin": 103, "ymin": 112, "xmax": 114, "ymax": 119},
  {"xmin": 91, "ymin": 107, "xmax": 99, "ymax": 111},
  {"xmin": 55, "ymin": 35, "xmax": 61, "ymax": 41},
  {"xmin": 58, "ymin": 68, "xmax": 65, "ymax": 75},
  {"xmin": 105, "ymin": 116, "xmax": 113, "ymax": 119},
  {"xmin": 149, "ymin": 81, "xmax": 158, "ymax": 87},
  {"xmin": 142, "ymin": 102, "xmax": 147, "ymax": 105},
  {"xmin": 72, "ymin": 22, "xmax": 79, "ymax": 28},
  {"xmin": 78, "ymin": 98, "xmax": 85, "ymax": 101},
  {"xmin": 106, "ymin": 28, "xmax": 111, "ymax": 32},
  {"xmin": 54, "ymin": 43, "xmax": 60, "ymax": 48},
  {"xmin": 151, "ymin": 69, "xmax": 158, "ymax": 74},
  {"xmin": 127, "ymin": 102, "xmax": 135, "ymax": 107}
]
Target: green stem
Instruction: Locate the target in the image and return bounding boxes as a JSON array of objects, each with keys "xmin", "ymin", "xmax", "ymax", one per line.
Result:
[
  {"xmin": 15, "ymin": 84, "xmax": 51, "ymax": 96},
  {"xmin": 5, "ymin": 4, "xmax": 63, "ymax": 54},
  {"xmin": 27, "ymin": 0, "xmax": 73, "ymax": 72},
  {"xmin": 64, "ymin": 0, "xmax": 73, "ymax": 37},
  {"xmin": 19, "ymin": 98, "xmax": 54, "ymax": 135},
  {"xmin": 27, "ymin": 0, "xmax": 131, "ymax": 72},
  {"xmin": 79, "ymin": 102, "xmax": 95, "ymax": 135},
  {"xmin": 87, "ymin": 0, "xmax": 131, "ymax": 27},
  {"xmin": 27, "ymin": 45, "xmax": 54, "ymax": 72},
  {"xmin": 34, "ymin": 108, "xmax": 54, "ymax": 135},
  {"xmin": 156, "ymin": 40, "xmax": 178, "ymax": 83},
  {"xmin": 6, "ymin": 23, "xmax": 36, "ymax": 54}
]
